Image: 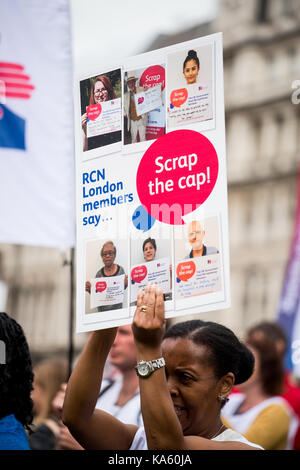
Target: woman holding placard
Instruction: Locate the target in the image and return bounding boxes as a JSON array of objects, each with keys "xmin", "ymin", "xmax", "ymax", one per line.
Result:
[{"xmin": 62, "ymin": 284, "xmax": 263, "ymax": 450}]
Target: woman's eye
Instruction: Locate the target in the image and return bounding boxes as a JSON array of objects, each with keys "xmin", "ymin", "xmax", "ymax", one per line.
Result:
[{"xmin": 181, "ymin": 374, "xmax": 193, "ymax": 382}]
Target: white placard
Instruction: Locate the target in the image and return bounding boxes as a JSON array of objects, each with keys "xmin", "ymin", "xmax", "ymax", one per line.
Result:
[
  {"xmin": 175, "ymin": 254, "xmax": 222, "ymax": 300},
  {"xmin": 134, "ymin": 85, "xmax": 162, "ymax": 116},
  {"xmin": 167, "ymin": 82, "xmax": 213, "ymax": 128},
  {"xmin": 130, "ymin": 257, "xmax": 171, "ymax": 303},
  {"xmin": 75, "ymin": 33, "xmax": 230, "ymax": 333},
  {"xmin": 90, "ymin": 274, "xmax": 125, "ymax": 309},
  {"xmin": 86, "ymin": 98, "xmax": 121, "ymax": 138}
]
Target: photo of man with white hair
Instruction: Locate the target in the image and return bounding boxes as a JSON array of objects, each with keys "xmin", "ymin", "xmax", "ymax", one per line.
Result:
[{"xmin": 185, "ymin": 220, "xmax": 219, "ymax": 258}]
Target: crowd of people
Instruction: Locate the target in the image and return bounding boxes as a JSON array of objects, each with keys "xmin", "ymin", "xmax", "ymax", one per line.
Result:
[{"xmin": 1, "ymin": 287, "xmax": 300, "ymax": 451}]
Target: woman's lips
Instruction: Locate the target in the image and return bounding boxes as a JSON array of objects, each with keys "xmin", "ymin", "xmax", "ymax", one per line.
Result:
[{"xmin": 174, "ymin": 405, "xmax": 186, "ymax": 418}]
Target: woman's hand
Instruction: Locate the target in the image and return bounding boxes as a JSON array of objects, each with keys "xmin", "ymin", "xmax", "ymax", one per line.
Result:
[{"xmin": 132, "ymin": 283, "xmax": 166, "ymax": 352}]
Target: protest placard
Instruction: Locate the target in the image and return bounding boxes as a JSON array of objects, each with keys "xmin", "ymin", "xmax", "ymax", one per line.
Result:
[
  {"xmin": 90, "ymin": 274, "xmax": 125, "ymax": 310},
  {"xmin": 134, "ymin": 85, "xmax": 162, "ymax": 117},
  {"xmin": 130, "ymin": 257, "xmax": 171, "ymax": 304},
  {"xmin": 74, "ymin": 32, "xmax": 230, "ymax": 333}
]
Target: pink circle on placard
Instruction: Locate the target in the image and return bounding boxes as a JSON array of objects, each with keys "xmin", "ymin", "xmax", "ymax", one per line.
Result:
[
  {"xmin": 131, "ymin": 265, "xmax": 148, "ymax": 283},
  {"xmin": 140, "ymin": 65, "xmax": 165, "ymax": 91},
  {"xmin": 87, "ymin": 104, "xmax": 102, "ymax": 121},
  {"xmin": 95, "ymin": 281, "xmax": 107, "ymax": 293},
  {"xmin": 136, "ymin": 130, "xmax": 219, "ymax": 225}
]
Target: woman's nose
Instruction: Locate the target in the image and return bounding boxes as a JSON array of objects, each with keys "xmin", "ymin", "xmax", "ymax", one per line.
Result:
[{"xmin": 167, "ymin": 378, "xmax": 179, "ymax": 396}]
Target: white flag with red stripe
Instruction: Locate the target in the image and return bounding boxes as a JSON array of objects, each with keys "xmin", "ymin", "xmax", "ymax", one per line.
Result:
[{"xmin": 0, "ymin": 0, "xmax": 75, "ymax": 247}]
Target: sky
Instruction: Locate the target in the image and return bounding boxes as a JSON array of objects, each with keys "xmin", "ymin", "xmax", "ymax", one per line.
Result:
[{"xmin": 70, "ymin": 0, "xmax": 218, "ymax": 72}]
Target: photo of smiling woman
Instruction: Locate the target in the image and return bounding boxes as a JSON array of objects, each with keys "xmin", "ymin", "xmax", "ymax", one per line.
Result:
[
  {"xmin": 167, "ymin": 43, "xmax": 214, "ymax": 130},
  {"xmin": 80, "ymin": 69, "xmax": 122, "ymax": 153},
  {"xmin": 183, "ymin": 49, "xmax": 200, "ymax": 85},
  {"xmin": 85, "ymin": 239, "xmax": 128, "ymax": 314}
]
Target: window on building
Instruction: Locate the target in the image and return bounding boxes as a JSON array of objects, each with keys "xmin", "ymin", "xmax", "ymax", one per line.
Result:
[
  {"xmin": 257, "ymin": 0, "xmax": 269, "ymax": 23},
  {"xmin": 281, "ymin": 0, "xmax": 293, "ymax": 17}
]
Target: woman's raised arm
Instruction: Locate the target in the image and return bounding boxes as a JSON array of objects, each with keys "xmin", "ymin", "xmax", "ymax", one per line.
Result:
[{"xmin": 62, "ymin": 328, "xmax": 138, "ymax": 450}]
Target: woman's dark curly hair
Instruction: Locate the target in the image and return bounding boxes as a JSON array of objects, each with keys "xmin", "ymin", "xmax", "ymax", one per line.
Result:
[{"xmin": 0, "ymin": 312, "xmax": 34, "ymax": 430}]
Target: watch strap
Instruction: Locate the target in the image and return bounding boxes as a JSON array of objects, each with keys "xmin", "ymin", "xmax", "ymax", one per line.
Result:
[{"xmin": 149, "ymin": 357, "xmax": 165, "ymax": 371}]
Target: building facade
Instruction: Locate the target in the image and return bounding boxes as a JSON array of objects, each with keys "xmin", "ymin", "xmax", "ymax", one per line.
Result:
[{"xmin": 148, "ymin": 0, "xmax": 300, "ymax": 333}]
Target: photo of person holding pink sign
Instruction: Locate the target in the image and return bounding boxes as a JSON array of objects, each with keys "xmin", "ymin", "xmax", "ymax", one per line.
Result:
[
  {"xmin": 85, "ymin": 241, "xmax": 128, "ymax": 312},
  {"xmin": 130, "ymin": 237, "xmax": 172, "ymax": 305},
  {"xmin": 123, "ymin": 66, "xmax": 166, "ymax": 146},
  {"xmin": 80, "ymin": 70, "xmax": 122, "ymax": 152}
]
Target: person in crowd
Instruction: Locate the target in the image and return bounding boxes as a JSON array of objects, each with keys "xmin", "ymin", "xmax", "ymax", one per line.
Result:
[
  {"xmin": 95, "ymin": 324, "xmax": 142, "ymax": 425},
  {"xmin": 185, "ymin": 220, "xmax": 219, "ymax": 258},
  {"xmin": 0, "ymin": 312, "xmax": 34, "ymax": 450},
  {"xmin": 86, "ymin": 241, "xmax": 128, "ymax": 312},
  {"xmin": 123, "ymin": 73, "xmax": 148, "ymax": 144},
  {"xmin": 28, "ymin": 358, "xmax": 68, "ymax": 450},
  {"xmin": 81, "ymin": 75, "xmax": 121, "ymax": 151},
  {"xmin": 51, "ymin": 325, "xmax": 141, "ymax": 450},
  {"xmin": 50, "ymin": 383, "xmax": 83, "ymax": 450},
  {"xmin": 222, "ymin": 323, "xmax": 299, "ymax": 450},
  {"xmin": 62, "ymin": 284, "xmax": 262, "ymax": 450},
  {"xmin": 183, "ymin": 50, "xmax": 200, "ymax": 85},
  {"xmin": 244, "ymin": 321, "xmax": 300, "ymax": 449}
]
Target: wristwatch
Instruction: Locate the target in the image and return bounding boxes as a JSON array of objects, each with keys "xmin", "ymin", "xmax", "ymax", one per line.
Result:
[{"xmin": 135, "ymin": 357, "xmax": 165, "ymax": 378}]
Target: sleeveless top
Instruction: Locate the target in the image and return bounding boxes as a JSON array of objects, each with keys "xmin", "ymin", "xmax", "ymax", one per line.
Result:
[{"xmin": 129, "ymin": 426, "xmax": 263, "ymax": 450}]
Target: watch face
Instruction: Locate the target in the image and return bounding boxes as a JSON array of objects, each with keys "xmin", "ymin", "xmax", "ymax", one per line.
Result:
[{"xmin": 137, "ymin": 361, "xmax": 151, "ymax": 377}]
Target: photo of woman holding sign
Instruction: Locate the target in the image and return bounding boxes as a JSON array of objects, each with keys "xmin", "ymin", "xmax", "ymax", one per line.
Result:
[
  {"xmin": 85, "ymin": 241, "xmax": 128, "ymax": 312},
  {"xmin": 80, "ymin": 71, "xmax": 122, "ymax": 152},
  {"xmin": 144, "ymin": 237, "xmax": 172, "ymax": 300},
  {"xmin": 131, "ymin": 237, "xmax": 172, "ymax": 305},
  {"xmin": 167, "ymin": 44, "xmax": 214, "ymax": 129}
]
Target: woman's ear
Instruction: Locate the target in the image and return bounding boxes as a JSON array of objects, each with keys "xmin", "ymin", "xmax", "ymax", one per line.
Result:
[{"xmin": 218, "ymin": 372, "xmax": 235, "ymax": 400}]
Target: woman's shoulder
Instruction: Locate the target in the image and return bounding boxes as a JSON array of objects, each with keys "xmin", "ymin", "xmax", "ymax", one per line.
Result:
[
  {"xmin": 95, "ymin": 267, "xmax": 104, "ymax": 277},
  {"xmin": 117, "ymin": 265, "xmax": 125, "ymax": 275},
  {"xmin": 129, "ymin": 426, "xmax": 263, "ymax": 450},
  {"xmin": 256, "ymin": 398, "xmax": 292, "ymax": 423},
  {"xmin": 213, "ymin": 428, "xmax": 264, "ymax": 449}
]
